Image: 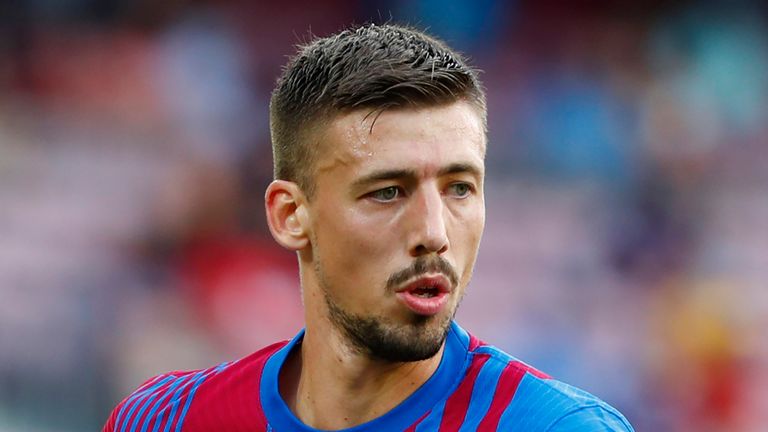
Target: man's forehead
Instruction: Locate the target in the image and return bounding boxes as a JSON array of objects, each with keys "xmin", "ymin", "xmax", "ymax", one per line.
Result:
[{"xmin": 319, "ymin": 103, "xmax": 486, "ymax": 162}]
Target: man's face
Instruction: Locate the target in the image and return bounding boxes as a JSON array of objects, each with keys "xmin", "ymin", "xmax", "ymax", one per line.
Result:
[{"xmin": 305, "ymin": 101, "xmax": 486, "ymax": 362}]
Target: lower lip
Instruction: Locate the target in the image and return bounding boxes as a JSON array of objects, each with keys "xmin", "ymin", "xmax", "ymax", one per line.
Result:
[{"xmin": 395, "ymin": 291, "xmax": 449, "ymax": 316}]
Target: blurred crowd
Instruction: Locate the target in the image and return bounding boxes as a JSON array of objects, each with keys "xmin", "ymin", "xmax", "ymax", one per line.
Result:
[{"xmin": 0, "ymin": 1, "xmax": 766, "ymax": 430}]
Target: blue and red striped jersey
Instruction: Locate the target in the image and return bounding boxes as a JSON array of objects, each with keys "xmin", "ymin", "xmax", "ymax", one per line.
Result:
[{"xmin": 103, "ymin": 322, "xmax": 634, "ymax": 431}]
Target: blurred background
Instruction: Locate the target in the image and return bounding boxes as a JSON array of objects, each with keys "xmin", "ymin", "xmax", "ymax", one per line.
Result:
[{"xmin": 1, "ymin": 0, "xmax": 766, "ymax": 430}]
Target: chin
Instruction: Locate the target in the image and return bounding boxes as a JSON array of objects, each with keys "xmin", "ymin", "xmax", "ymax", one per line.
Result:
[
  {"xmin": 332, "ymin": 306, "xmax": 451, "ymax": 362},
  {"xmin": 367, "ymin": 312, "xmax": 454, "ymax": 362}
]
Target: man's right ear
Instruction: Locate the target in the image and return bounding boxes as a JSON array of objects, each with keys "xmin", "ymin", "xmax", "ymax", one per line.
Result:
[{"xmin": 265, "ymin": 180, "xmax": 310, "ymax": 251}]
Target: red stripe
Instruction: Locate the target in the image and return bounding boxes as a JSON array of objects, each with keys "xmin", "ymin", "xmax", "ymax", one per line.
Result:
[
  {"xmin": 404, "ymin": 410, "xmax": 431, "ymax": 432},
  {"xmin": 468, "ymin": 334, "xmax": 485, "ymax": 351},
  {"xmin": 524, "ymin": 363, "xmax": 551, "ymax": 380},
  {"xmin": 511, "ymin": 359, "xmax": 551, "ymax": 380},
  {"xmin": 475, "ymin": 361, "xmax": 526, "ymax": 431},
  {"xmin": 438, "ymin": 354, "xmax": 490, "ymax": 432},
  {"xmin": 475, "ymin": 360, "xmax": 552, "ymax": 431}
]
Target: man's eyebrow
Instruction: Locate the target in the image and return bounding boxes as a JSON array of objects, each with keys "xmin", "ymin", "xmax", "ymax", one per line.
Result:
[
  {"xmin": 352, "ymin": 169, "xmax": 416, "ymax": 187},
  {"xmin": 438, "ymin": 163, "xmax": 483, "ymax": 178},
  {"xmin": 353, "ymin": 163, "xmax": 483, "ymax": 188}
]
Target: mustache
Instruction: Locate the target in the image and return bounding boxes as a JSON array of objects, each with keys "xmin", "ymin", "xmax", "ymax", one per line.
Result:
[{"xmin": 386, "ymin": 256, "xmax": 459, "ymax": 290}]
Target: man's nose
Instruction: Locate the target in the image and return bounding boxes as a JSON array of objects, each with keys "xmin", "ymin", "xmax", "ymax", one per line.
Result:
[{"xmin": 408, "ymin": 186, "xmax": 449, "ymax": 257}]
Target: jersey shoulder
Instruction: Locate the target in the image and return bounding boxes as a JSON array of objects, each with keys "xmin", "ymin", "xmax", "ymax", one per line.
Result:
[
  {"xmin": 513, "ymin": 376, "xmax": 635, "ymax": 432},
  {"xmin": 102, "ymin": 340, "xmax": 287, "ymax": 432},
  {"xmin": 469, "ymin": 342, "xmax": 634, "ymax": 432}
]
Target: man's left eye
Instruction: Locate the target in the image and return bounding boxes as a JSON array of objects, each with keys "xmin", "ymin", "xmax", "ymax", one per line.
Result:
[
  {"xmin": 370, "ymin": 186, "xmax": 401, "ymax": 201},
  {"xmin": 449, "ymin": 183, "xmax": 472, "ymax": 197}
]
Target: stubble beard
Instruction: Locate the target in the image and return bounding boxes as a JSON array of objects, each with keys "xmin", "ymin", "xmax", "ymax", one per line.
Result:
[{"xmin": 315, "ymin": 258, "xmax": 461, "ymax": 363}]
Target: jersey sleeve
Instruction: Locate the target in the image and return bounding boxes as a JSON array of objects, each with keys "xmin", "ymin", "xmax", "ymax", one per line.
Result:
[{"xmin": 545, "ymin": 405, "xmax": 635, "ymax": 432}]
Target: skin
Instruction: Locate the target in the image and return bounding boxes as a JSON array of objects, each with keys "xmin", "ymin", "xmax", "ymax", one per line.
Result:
[{"xmin": 265, "ymin": 101, "xmax": 486, "ymax": 429}]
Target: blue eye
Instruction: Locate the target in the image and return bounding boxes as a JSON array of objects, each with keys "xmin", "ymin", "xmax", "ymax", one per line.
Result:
[
  {"xmin": 450, "ymin": 183, "xmax": 472, "ymax": 197},
  {"xmin": 371, "ymin": 186, "xmax": 400, "ymax": 201}
]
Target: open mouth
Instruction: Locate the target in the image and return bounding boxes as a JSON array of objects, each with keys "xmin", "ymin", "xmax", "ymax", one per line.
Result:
[
  {"xmin": 395, "ymin": 275, "xmax": 452, "ymax": 315},
  {"xmin": 410, "ymin": 285, "xmax": 440, "ymax": 298}
]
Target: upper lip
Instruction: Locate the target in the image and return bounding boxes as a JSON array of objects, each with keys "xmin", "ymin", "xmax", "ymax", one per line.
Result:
[{"xmin": 395, "ymin": 274, "xmax": 452, "ymax": 294}]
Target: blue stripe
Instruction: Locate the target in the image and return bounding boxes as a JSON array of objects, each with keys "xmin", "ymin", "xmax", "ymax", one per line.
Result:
[
  {"xmin": 162, "ymin": 370, "xmax": 207, "ymax": 432},
  {"xmin": 115, "ymin": 376, "xmax": 174, "ymax": 432},
  {"xmin": 173, "ymin": 362, "xmax": 229, "ymax": 431},
  {"xmin": 162, "ymin": 366, "xmax": 222, "ymax": 432},
  {"xmin": 497, "ymin": 373, "xmax": 559, "ymax": 431},
  {"xmin": 150, "ymin": 372, "xmax": 204, "ymax": 432},
  {"xmin": 139, "ymin": 374, "xmax": 196, "ymax": 432},
  {"xmin": 129, "ymin": 380, "xmax": 175, "ymax": 432},
  {"xmin": 414, "ymin": 400, "xmax": 446, "ymax": 432},
  {"xmin": 457, "ymin": 358, "xmax": 507, "ymax": 432}
]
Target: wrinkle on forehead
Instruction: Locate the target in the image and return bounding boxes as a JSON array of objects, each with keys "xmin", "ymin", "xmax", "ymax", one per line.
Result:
[{"xmin": 314, "ymin": 102, "xmax": 486, "ymax": 175}]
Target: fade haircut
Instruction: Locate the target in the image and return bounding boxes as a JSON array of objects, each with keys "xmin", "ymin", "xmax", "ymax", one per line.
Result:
[{"xmin": 269, "ymin": 23, "xmax": 486, "ymax": 198}]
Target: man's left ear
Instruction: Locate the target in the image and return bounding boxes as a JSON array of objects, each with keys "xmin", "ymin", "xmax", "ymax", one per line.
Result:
[{"xmin": 265, "ymin": 180, "xmax": 310, "ymax": 251}]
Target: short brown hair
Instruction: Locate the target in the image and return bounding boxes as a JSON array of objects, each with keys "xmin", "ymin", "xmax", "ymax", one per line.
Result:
[{"xmin": 269, "ymin": 23, "xmax": 486, "ymax": 198}]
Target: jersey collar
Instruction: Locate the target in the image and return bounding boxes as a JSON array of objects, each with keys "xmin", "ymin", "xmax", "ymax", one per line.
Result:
[{"xmin": 260, "ymin": 321, "xmax": 471, "ymax": 431}]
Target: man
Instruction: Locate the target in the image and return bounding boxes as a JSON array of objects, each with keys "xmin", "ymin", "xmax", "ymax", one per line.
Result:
[{"xmin": 104, "ymin": 24, "xmax": 634, "ymax": 431}]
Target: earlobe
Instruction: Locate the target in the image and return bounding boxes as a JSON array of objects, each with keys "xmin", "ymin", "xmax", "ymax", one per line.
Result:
[{"xmin": 265, "ymin": 180, "xmax": 310, "ymax": 251}]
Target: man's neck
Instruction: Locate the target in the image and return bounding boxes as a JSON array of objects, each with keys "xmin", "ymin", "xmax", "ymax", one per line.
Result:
[{"xmin": 278, "ymin": 325, "xmax": 444, "ymax": 430}]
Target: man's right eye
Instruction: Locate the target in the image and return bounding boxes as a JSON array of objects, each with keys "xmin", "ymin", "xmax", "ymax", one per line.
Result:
[{"xmin": 370, "ymin": 186, "xmax": 401, "ymax": 202}]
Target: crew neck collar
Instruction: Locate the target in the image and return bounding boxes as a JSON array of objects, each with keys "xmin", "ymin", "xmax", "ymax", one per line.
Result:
[{"xmin": 260, "ymin": 321, "xmax": 471, "ymax": 431}]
